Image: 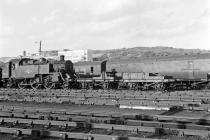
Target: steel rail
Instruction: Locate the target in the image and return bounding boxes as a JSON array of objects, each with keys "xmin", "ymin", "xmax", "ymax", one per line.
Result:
[
  {"xmin": 0, "ymin": 127, "xmax": 156, "ymax": 140},
  {"xmin": 0, "ymin": 105, "xmax": 209, "ymax": 124},
  {"xmin": 0, "ymin": 117, "xmax": 209, "ymax": 137},
  {"xmin": 0, "ymin": 108, "xmax": 209, "ymax": 133}
]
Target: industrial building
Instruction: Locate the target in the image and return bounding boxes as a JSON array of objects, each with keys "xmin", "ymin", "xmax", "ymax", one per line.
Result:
[{"xmin": 24, "ymin": 49, "xmax": 93, "ymax": 63}]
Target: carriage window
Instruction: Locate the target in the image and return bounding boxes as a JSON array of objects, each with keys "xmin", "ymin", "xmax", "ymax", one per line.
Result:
[{"xmin": 91, "ymin": 67, "xmax": 94, "ymax": 73}]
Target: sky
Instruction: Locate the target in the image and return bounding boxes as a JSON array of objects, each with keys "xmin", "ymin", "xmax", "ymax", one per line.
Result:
[{"xmin": 0, "ymin": 0, "xmax": 210, "ymax": 57}]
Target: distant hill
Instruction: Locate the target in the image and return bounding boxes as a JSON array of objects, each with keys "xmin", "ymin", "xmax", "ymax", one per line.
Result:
[
  {"xmin": 0, "ymin": 46, "xmax": 210, "ymax": 62},
  {"xmin": 90, "ymin": 46, "xmax": 210, "ymax": 60},
  {"xmin": 0, "ymin": 57, "xmax": 17, "ymax": 63},
  {"xmin": 0, "ymin": 61, "xmax": 4, "ymax": 67}
]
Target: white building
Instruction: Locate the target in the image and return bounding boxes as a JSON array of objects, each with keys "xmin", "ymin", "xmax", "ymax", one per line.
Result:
[
  {"xmin": 25, "ymin": 49, "xmax": 92, "ymax": 63},
  {"xmin": 58, "ymin": 50, "xmax": 91, "ymax": 63}
]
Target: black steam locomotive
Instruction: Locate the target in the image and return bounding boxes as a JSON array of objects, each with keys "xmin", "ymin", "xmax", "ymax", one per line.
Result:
[{"xmin": 0, "ymin": 56, "xmax": 74, "ymax": 89}]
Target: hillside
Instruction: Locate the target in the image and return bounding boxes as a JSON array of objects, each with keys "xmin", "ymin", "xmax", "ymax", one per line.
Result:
[
  {"xmin": 0, "ymin": 57, "xmax": 17, "ymax": 63},
  {"xmin": 90, "ymin": 46, "xmax": 210, "ymax": 60},
  {"xmin": 0, "ymin": 47, "xmax": 210, "ymax": 62}
]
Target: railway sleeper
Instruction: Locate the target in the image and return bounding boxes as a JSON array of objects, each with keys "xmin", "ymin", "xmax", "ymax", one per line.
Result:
[
  {"xmin": 0, "ymin": 126, "xmax": 153, "ymax": 140},
  {"xmin": 2, "ymin": 106, "xmax": 210, "ymax": 126},
  {"xmin": 1, "ymin": 118, "xmax": 210, "ymax": 138},
  {"xmin": 76, "ymin": 122, "xmax": 92, "ymax": 130},
  {"xmin": 1, "ymin": 109, "xmax": 210, "ymax": 127}
]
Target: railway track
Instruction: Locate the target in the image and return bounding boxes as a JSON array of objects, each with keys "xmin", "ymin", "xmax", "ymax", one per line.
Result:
[
  {"xmin": 0, "ymin": 108, "xmax": 210, "ymax": 132},
  {"xmin": 0, "ymin": 106, "xmax": 208, "ymax": 139},
  {"xmin": 0, "ymin": 89, "xmax": 210, "ymax": 111},
  {"xmin": 0, "ymin": 103, "xmax": 209, "ymax": 125},
  {"xmin": 0, "ymin": 127, "xmax": 163, "ymax": 140},
  {"xmin": 0, "ymin": 103, "xmax": 206, "ymax": 139},
  {"xmin": 0, "ymin": 89, "xmax": 209, "ymax": 139}
]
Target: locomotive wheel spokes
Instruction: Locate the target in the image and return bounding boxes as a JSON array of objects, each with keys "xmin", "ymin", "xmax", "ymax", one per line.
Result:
[
  {"xmin": 18, "ymin": 81, "xmax": 26, "ymax": 89},
  {"xmin": 87, "ymin": 82, "xmax": 93, "ymax": 90},
  {"xmin": 204, "ymin": 83, "xmax": 210, "ymax": 89},
  {"xmin": 30, "ymin": 78, "xmax": 40, "ymax": 90},
  {"xmin": 44, "ymin": 76, "xmax": 54, "ymax": 89},
  {"xmin": 78, "ymin": 82, "xmax": 83, "ymax": 89},
  {"xmin": 62, "ymin": 84, "xmax": 68, "ymax": 89},
  {"xmin": 62, "ymin": 81, "xmax": 69, "ymax": 89},
  {"xmin": 133, "ymin": 83, "xmax": 139, "ymax": 91},
  {"xmin": 5, "ymin": 81, "xmax": 12, "ymax": 88},
  {"xmin": 155, "ymin": 83, "xmax": 164, "ymax": 91},
  {"xmin": 103, "ymin": 82, "xmax": 108, "ymax": 89},
  {"xmin": 6, "ymin": 78, "xmax": 14, "ymax": 88}
]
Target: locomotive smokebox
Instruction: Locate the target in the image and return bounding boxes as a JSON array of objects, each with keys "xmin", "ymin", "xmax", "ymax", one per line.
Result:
[{"xmin": 60, "ymin": 55, "xmax": 65, "ymax": 61}]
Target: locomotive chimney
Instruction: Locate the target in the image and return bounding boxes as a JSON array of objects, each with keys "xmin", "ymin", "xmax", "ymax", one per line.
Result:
[{"xmin": 60, "ymin": 55, "xmax": 65, "ymax": 61}]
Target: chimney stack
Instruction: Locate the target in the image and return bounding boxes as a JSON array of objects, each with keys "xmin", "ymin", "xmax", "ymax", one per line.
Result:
[
  {"xmin": 60, "ymin": 55, "xmax": 65, "ymax": 61},
  {"xmin": 23, "ymin": 51, "xmax": 26, "ymax": 57}
]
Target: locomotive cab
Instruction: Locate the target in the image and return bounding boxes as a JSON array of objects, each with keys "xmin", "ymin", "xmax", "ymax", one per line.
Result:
[{"xmin": 2, "ymin": 59, "xmax": 20, "ymax": 79}]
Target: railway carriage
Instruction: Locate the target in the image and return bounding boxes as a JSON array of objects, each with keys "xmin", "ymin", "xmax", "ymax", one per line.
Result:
[{"xmin": 106, "ymin": 53, "xmax": 210, "ymax": 90}]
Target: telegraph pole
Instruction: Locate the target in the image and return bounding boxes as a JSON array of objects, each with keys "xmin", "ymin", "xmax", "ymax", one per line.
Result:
[
  {"xmin": 35, "ymin": 40, "xmax": 42, "ymax": 56},
  {"xmin": 39, "ymin": 40, "xmax": 42, "ymax": 56}
]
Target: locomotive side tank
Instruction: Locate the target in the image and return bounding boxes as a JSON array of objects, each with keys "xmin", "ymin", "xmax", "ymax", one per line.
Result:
[
  {"xmin": 11, "ymin": 58, "xmax": 53, "ymax": 78},
  {"xmin": 2, "ymin": 58, "xmax": 54, "ymax": 88}
]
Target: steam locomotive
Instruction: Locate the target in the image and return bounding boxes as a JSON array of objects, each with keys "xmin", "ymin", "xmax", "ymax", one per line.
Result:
[
  {"xmin": 0, "ymin": 53, "xmax": 210, "ymax": 90},
  {"xmin": 0, "ymin": 55, "xmax": 74, "ymax": 89}
]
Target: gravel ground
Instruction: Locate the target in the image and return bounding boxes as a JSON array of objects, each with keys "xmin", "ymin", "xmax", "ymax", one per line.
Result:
[
  {"xmin": 0, "ymin": 101, "xmax": 208, "ymax": 119},
  {"xmin": 0, "ymin": 101, "xmax": 165, "ymax": 116},
  {"xmin": 0, "ymin": 100, "xmax": 209, "ymax": 140},
  {"xmin": 0, "ymin": 134, "xmax": 58, "ymax": 140}
]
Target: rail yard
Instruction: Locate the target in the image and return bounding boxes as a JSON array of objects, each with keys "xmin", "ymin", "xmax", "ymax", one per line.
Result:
[
  {"xmin": 0, "ymin": 88, "xmax": 208, "ymax": 139},
  {"xmin": 0, "ymin": 53, "xmax": 210, "ymax": 139},
  {"xmin": 1, "ymin": 0, "xmax": 209, "ymax": 139}
]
